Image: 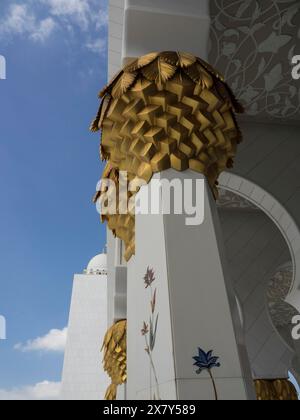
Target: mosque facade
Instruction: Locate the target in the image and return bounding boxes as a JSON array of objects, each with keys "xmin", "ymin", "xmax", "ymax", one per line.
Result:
[{"xmin": 62, "ymin": 0, "xmax": 300, "ymax": 400}]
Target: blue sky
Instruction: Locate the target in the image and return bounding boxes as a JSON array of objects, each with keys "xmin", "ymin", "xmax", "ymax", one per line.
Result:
[{"xmin": 0, "ymin": 0, "xmax": 108, "ymax": 399}]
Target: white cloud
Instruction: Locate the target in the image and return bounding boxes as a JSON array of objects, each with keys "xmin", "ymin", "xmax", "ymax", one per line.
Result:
[
  {"xmin": 44, "ymin": 0, "xmax": 91, "ymax": 30},
  {"xmin": 0, "ymin": 4, "xmax": 35, "ymax": 36},
  {"xmin": 15, "ymin": 327, "xmax": 67, "ymax": 353},
  {"xmin": 93, "ymin": 8, "xmax": 108, "ymax": 30},
  {"xmin": 86, "ymin": 37, "xmax": 106, "ymax": 54},
  {"xmin": 0, "ymin": 4, "xmax": 56, "ymax": 43},
  {"xmin": 0, "ymin": 381, "xmax": 61, "ymax": 400},
  {"xmin": 0, "ymin": 1, "xmax": 108, "ymax": 51},
  {"xmin": 30, "ymin": 17, "xmax": 56, "ymax": 42}
]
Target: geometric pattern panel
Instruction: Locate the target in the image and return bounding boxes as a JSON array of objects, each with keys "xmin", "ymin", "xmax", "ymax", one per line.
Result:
[{"xmin": 210, "ymin": 0, "xmax": 300, "ymax": 122}]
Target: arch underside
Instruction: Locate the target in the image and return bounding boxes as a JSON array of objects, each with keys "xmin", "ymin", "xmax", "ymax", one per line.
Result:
[{"xmin": 218, "ymin": 172, "xmax": 300, "ymax": 385}]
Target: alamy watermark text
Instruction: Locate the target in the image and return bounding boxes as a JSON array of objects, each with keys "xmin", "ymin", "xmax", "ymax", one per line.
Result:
[
  {"xmin": 95, "ymin": 172, "xmax": 205, "ymax": 226},
  {"xmin": 292, "ymin": 55, "xmax": 300, "ymax": 80},
  {"xmin": 0, "ymin": 55, "xmax": 6, "ymax": 80},
  {"xmin": 0, "ymin": 315, "xmax": 6, "ymax": 340},
  {"xmin": 292, "ymin": 315, "xmax": 300, "ymax": 340}
]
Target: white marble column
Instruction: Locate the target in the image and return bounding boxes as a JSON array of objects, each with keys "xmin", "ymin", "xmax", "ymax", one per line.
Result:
[
  {"xmin": 122, "ymin": 0, "xmax": 211, "ymax": 62},
  {"xmin": 127, "ymin": 170, "xmax": 256, "ymax": 400}
]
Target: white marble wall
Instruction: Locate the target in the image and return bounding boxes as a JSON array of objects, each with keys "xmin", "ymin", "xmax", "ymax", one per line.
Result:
[{"xmin": 61, "ymin": 274, "xmax": 109, "ymax": 400}]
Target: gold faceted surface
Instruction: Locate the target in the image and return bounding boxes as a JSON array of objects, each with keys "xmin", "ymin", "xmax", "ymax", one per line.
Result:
[
  {"xmin": 255, "ymin": 379, "xmax": 298, "ymax": 401},
  {"xmin": 93, "ymin": 164, "xmax": 136, "ymax": 262},
  {"xmin": 91, "ymin": 52, "xmax": 244, "ymax": 261},
  {"xmin": 102, "ymin": 319, "xmax": 127, "ymax": 401}
]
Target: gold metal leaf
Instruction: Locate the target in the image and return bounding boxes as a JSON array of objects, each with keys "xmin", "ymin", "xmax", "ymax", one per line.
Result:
[
  {"xmin": 185, "ymin": 63, "xmax": 203, "ymax": 83},
  {"xmin": 105, "ymin": 384, "xmax": 117, "ymax": 401},
  {"xmin": 123, "ymin": 58, "xmax": 139, "ymax": 72},
  {"xmin": 177, "ymin": 52, "xmax": 197, "ymax": 68},
  {"xmin": 142, "ymin": 57, "xmax": 176, "ymax": 85},
  {"xmin": 90, "ymin": 118, "xmax": 100, "ymax": 133},
  {"xmin": 125, "ymin": 52, "xmax": 159, "ymax": 72},
  {"xmin": 90, "ymin": 96, "xmax": 111, "ymax": 132},
  {"xmin": 201, "ymin": 68, "xmax": 214, "ymax": 89},
  {"xmin": 99, "ymin": 69, "xmax": 124, "ymax": 98},
  {"xmin": 99, "ymin": 97, "xmax": 111, "ymax": 126},
  {"xmin": 137, "ymin": 52, "xmax": 159, "ymax": 68},
  {"xmin": 160, "ymin": 51, "xmax": 179, "ymax": 66},
  {"xmin": 102, "ymin": 320, "xmax": 127, "ymax": 400},
  {"xmin": 111, "ymin": 71, "xmax": 138, "ymax": 98}
]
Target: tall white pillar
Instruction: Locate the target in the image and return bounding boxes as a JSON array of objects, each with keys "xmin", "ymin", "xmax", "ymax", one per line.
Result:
[
  {"xmin": 127, "ymin": 170, "xmax": 256, "ymax": 400},
  {"xmin": 107, "ymin": 0, "xmax": 255, "ymax": 400}
]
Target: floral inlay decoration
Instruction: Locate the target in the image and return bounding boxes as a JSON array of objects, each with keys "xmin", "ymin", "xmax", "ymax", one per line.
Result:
[
  {"xmin": 141, "ymin": 267, "xmax": 160, "ymax": 400},
  {"xmin": 193, "ymin": 348, "xmax": 221, "ymax": 400}
]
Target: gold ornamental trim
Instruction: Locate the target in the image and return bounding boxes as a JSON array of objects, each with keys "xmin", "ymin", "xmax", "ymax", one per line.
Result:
[
  {"xmin": 102, "ymin": 319, "xmax": 127, "ymax": 401},
  {"xmin": 255, "ymin": 379, "xmax": 298, "ymax": 401},
  {"xmin": 91, "ymin": 52, "xmax": 244, "ymax": 261}
]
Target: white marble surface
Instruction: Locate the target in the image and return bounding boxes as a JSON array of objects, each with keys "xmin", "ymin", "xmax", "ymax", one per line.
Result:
[
  {"xmin": 61, "ymin": 274, "xmax": 109, "ymax": 400},
  {"xmin": 127, "ymin": 170, "xmax": 255, "ymax": 400}
]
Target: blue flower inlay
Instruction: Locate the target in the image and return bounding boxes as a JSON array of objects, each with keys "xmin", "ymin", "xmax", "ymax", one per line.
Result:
[
  {"xmin": 193, "ymin": 348, "xmax": 221, "ymax": 374},
  {"xmin": 192, "ymin": 348, "xmax": 221, "ymax": 400}
]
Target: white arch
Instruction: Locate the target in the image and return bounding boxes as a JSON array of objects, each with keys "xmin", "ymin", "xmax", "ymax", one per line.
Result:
[{"xmin": 219, "ymin": 172, "xmax": 300, "ymax": 313}]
